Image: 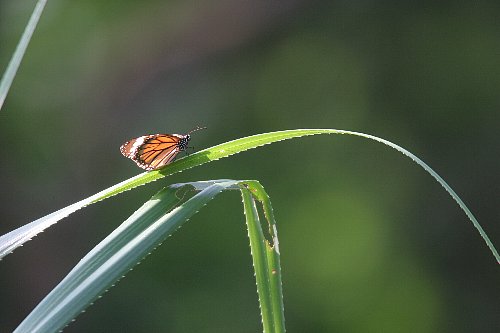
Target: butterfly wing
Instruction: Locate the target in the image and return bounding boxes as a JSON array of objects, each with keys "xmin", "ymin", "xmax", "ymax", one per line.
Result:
[{"xmin": 120, "ymin": 134, "xmax": 185, "ymax": 170}]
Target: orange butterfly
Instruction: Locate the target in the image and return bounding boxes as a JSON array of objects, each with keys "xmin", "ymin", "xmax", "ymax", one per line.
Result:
[{"xmin": 120, "ymin": 126, "xmax": 206, "ymax": 170}]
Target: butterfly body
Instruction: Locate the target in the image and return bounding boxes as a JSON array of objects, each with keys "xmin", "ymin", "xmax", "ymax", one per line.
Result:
[{"xmin": 120, "ymin": 127, "xmax": 205, "ymax": 170}]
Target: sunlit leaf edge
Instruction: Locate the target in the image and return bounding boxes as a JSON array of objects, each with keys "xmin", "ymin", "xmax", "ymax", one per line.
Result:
[{"xmin": 1, "ymin": 129, "xmax": 497, "ymax": 263}]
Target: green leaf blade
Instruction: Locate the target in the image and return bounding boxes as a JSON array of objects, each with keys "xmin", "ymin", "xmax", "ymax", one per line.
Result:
[
  {"xmin": 241, "ymin": 186, "xmax": 274, "ymax": 333},
  {"xmin": 14, "ymin": 181, "xmax": 235, "ymax": 333},
  {"xmin": 1, "ymin": 129, "xmax": 497, "ymax": 263},
  {"xmin": 0, "ymin": 0, "xmax": 47, "ymax": 110},
  {"xmin": 242, "ymin": 181, "xmax": 286, "ymax": 333}
]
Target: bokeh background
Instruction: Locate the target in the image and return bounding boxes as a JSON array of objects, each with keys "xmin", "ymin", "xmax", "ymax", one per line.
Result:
[{"xmin": 1, "ymin": 1, "xmax": 499, "ymax": 332}]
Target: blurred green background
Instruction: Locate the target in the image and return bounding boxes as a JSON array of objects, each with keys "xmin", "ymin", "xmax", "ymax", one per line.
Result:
[{"xmin": 1, "ymin": 1, "xmax": 499, "ymax": 332}]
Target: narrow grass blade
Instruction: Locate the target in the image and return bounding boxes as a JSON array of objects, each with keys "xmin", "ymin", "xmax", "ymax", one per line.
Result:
[
  {"xmin": 1, "ymin": 129, "xmax": 497, "ymax": 263},
  {"xmin": 14, "ymin": 180, "xmax": 236, "ymax": 333},
  {"xmin": 241, "ymin": 181, "xmax": 285, "ymax": 333},
  {"xmin": 0, "ymin": 172, "xmax": 151, "ymax": 259},
  {"xmin": 242, "ymin": 187, "xmax": 273, "ymax": 332},
  {"xmin": 249, "ymin": 181, "xmax": 285, "ymax": 332},
  {"xmin": 0, "ymin": 0, "xmax": 47, "ymax": 110}
]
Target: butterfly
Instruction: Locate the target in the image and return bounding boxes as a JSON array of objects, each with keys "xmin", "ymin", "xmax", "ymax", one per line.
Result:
[{"xmin": 120, "ymin": 126, "xmax": 206, "ymax": 170}]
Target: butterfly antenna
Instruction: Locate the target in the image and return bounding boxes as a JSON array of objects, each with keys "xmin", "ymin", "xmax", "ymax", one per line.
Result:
[{"xmin": 187, "ymin": 126, "xmax": 207, "ymax": 134}]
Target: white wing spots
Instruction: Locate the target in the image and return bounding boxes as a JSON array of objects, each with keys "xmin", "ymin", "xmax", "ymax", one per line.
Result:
[{"xmin": 131, "ymin": 136, "xmax": 147, "ymax": 154}]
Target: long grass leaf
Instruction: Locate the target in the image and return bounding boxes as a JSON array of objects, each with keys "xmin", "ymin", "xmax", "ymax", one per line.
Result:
[
  {"xmin": 241, "ymin": 186, "xmax": 273, "ymax": 332},
  {"xmin": 241, "ymin": 181, "xmax": 285, "ymax": 332},
  {"xmin": 0, "ymin": 0, "xmax": 47, "ymax": 110},
  {"xmin": 0, "ymin": 172, "xmax": 150, "ymax": 259},
  {"xmin": 1, "ymin": 129, "xmax": 497, "ymax": 263},
  {"xmin": 246, "ymin": 181, "xmax": 285, "ymax": 332},
  {"xmin": 14, "ymin": 180, "xmax": 236, "ymax": 333}
]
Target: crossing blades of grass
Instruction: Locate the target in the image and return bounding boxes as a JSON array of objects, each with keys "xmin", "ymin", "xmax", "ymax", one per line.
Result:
[
  {"xmin": 14, "ymin": 180, "xmax": 285, "ymax": 333},
  {"xmin": 1, "ymin": 129, "xmax": 497, "ymax": 264}
]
